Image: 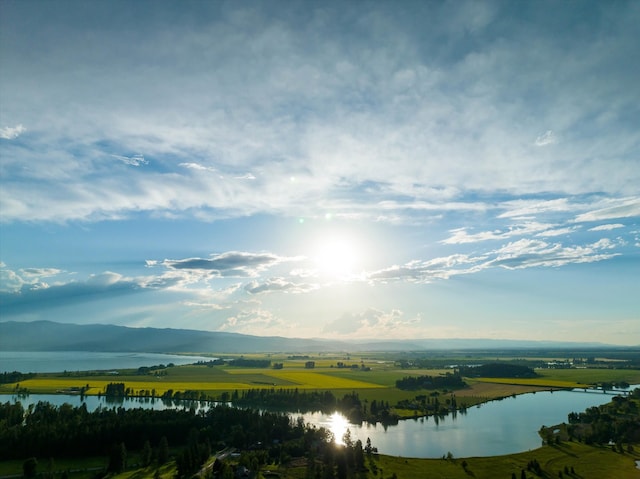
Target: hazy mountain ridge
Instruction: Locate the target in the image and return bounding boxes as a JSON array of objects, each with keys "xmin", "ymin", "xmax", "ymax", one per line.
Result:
[{"xmin": 0, "ymin": 320, "xmax": 623, "ymax": 354}]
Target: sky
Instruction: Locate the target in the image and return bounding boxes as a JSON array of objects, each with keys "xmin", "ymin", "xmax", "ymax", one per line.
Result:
[{"xmin": 1, "ymin": 0, "xmax": 639, "ymax": 346}]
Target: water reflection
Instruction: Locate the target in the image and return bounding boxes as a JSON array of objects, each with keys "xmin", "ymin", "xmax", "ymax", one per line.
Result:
[{"xmin": 328, "ymin": 412, "xmax": 350, "ymax": 445}]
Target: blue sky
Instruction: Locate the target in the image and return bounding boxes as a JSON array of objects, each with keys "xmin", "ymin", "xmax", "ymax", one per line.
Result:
[{"xmin": 1, "ymin": 0, "xmax": 639, "ymax": 345}]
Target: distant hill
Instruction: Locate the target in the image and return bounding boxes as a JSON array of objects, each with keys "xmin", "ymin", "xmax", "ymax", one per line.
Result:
[
  {"xmin": 0, "ymin": 320, "xmax": 619, "ymax": 353},
  {"xmin": 0, "ymin": 321, "xmax": 337, "ymax": 353}
]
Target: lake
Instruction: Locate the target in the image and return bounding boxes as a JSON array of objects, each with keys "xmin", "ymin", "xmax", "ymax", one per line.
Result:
[
  {"xmin": 3, "ymin": 388, "xmax": 629, "ymax": 458},
  {"xmin": 0, "ymin": 351, "xmax": 215, "ymax": 373}
]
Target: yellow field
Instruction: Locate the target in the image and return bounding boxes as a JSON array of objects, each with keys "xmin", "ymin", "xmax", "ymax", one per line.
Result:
[
  {"xmin": 5, "ymin": 378, "xmax": 258, "ymax": 396},
  {"xmin": 263, "ymin": 370, "xmax": 384, "ymax": 389},
  {"xmin": 3, "ymin": 370, "xmax": 383, "ymax": 396}
]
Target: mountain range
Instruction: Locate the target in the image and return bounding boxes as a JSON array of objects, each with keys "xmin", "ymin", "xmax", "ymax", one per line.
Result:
[{"xmin": 0, "ymin": 320, "xmax": 622, "ymax": 354}]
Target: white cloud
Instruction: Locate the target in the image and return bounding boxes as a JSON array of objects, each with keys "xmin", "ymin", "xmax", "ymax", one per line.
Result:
[
  {"xmin": 573, "ymin": 197, "xmax": 640, "ymax": 223},
  {"xmin": 368, "ymin": 254, "xmax": 483, "ymax": 283},
  {"xmin": 442, "ymin": 222, "xmax": 557, "ymax": 244},
  {"xmin": 368, "ymin": 236, "xmax": 624, "ymax": 283},
  {"xmin": 497, "ymin": 198, "xmax": 576, "ymax": 219},
  {"xmin": 244, "ymin": 277, "xmax": 317, "ymax": 295},
  {"xmin": 535, "ymin": 130, "xmax": 557, "ymax": 146},
  {"xmin": 1, "ymin": 3, "xmax": 639, "ymax": 223},
  {"xmin": 161, "ymin": 251, "xmax": 289, "ymax": 278},
  {"xmin": 0, "ymin": 124, "xmax": 26, "ymax": 139},
  {"xmin": 489, "ymin": 238, "xmax": 621, "ymax": 270},
  {"xmin": 179, "ymin": 162, "xmax": 217, "ymax": 172},
  {"xmin": 112, "ymin": 154, "xmax": 148, "ymax": 166},
  {"xmin": 536, "ymin": 226, "xmax": 580, "ymax": 237},
  {"xmin": 322, "ymin": 308, "xmax": 419, "ymax": 338},
  {"xmin": 220, "ymin": 307, "xmax": 290, "ymax": 335},
  {"xmin": 589, "ymin": 223, "xmax": 625, "ymax": 231},
  {"xmin": 0, "ymin": 264, "xmax": 67, "ymax": 293}
]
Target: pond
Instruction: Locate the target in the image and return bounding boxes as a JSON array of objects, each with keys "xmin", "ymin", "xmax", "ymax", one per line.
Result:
[{"xmin": 3, "ymin": 387, "xmax": 632, "ymax": 458}]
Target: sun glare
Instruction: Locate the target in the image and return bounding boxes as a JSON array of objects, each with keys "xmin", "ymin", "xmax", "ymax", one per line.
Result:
[
  {"xmin": 328, "ymin": 412, "xmax": 350, "ymax": 445},
  {"xmin": 312, "ymin": 235, "xmax": 359, "ymax": 278}
]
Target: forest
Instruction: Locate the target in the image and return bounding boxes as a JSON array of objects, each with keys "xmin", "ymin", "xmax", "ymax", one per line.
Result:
[{"xmin": 0, "ymin": 400, "xmax": 372, "ymax": 479}]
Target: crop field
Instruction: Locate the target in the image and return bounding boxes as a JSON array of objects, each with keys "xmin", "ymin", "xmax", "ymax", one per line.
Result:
[
  {"xmin": 456, "ymin": 380, "xmax": 548, "ymax": 399},
  {"xmin": 536, "ymin": 367, "xmax": 640, "ymax": 385},
  {"xmin": 2, "ymin": 353, "xmax": 638, "ymax": 406},
  {"xmin": 262, "ymin": 370, "xmax": 385, "ymax": 389}
]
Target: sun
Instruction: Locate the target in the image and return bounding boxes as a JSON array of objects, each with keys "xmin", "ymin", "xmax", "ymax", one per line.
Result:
[{"xmin": 312, "ymin": 235, "xmax": 359, "ymax": 278}]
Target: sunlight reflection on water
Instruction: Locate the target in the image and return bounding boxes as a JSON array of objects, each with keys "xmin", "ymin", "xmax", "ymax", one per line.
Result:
[{"xmin": 327, "ymin": 412, "xmax": 350, "ymax": 445}]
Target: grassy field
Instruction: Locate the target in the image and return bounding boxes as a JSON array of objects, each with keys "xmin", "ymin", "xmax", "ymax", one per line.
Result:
[
  {"xmin": 364, "ymin": 442, "xmax": 640, "ymax": 479},
  {"xmin": 536, "ymin": 367, "xmax": 640, "ymax": 385}
]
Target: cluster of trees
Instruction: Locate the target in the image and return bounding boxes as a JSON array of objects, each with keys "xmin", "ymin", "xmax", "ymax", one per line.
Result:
[
  {"xmin": 1, "ymin": 399, "xmax": 392, "ymax": 479},
  {"xmin": 597, "ymin": 381, "xmax": 630, "ymax": 390},
  {"xmin": 233, "ymin": 388, "xmax": 337, "ymax": 412},
  {"xmin": 194, "ymin": 359, "xmax": 226, "ymax": 367},
  {"xmin": 334, "ymin": 361, "xmax": 369, "ymax": 370},
  {"xmin": 104, "ymin": 382, "xmax": 127, "ymax": 397},
  {"xmin": 567, "ymin": 389, "xmax": 640, "ymax": 446},
  {"xmin": 396, "ymin": 393, "xmax": 461, "ymax": 416},
  {"xmin": 231, "ymin": 389, "xmax": 396, "ymax": 424},
  {"xmin": 136, "ymin": 363, "xmax": 176, "ymax": 375},
  {"xmin": 229, "ymin": 358, "xmax": 272, "ymax": 368},
  {"xmin": 459, "ymin": 363, "xmax": 537, "ymax": 378},
  {"xmin": 395, "ymin": 372, "xmax": 465, "ymax": 390},
  {"xmin": 0, "ymin": 371, "xmax": 36, "ymax": 384},
  {"xmin": 0, "ymin": 400, "xmax": 308, "ymax": 462}
]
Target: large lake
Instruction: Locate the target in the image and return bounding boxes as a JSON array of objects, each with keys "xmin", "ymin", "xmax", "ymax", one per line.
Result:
[
  {"xmin": 0, "ymin": 351, "xmax": 633, "ymax": 458},
  {"xmin": 0, "ymin": 351, "xmax": 214, "ymax": 373}
]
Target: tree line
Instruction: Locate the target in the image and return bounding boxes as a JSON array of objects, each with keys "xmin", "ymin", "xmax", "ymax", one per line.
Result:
[
  {"xmin": 458, "ymin": 363, "xmax": 537, "ymax": 378},
  {"xmin": 395, "ymin": 371, "xmax": 465, "ymax": 390},
  {"xmin": 232, "ymin": 389, "xmax": 397, "ymax": 424}
]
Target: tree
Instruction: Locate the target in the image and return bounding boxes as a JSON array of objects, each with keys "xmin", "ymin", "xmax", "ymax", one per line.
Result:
[
  {"xmin": 141, "ymin": 440, "xmax": 153, "ymax": 467},
  {"xmin": 158, "ymin": 436, "xmax": 169, "ymax": 464},
  {"xmin": 23, "ymin": 457, "xmax": 37, "ymax": 478},
  {"xmin": 108, "ymin": 442, "xmax": 127, "ymax": 473}
]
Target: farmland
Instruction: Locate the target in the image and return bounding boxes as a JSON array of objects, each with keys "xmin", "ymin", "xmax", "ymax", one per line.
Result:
[
  {"xmin": 1, "ymin": 350, "xmax": 639, "ymax": 478},
  {"xmin": 3, "ymin": 352, "xmax": 640, "ymax": 417}
]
